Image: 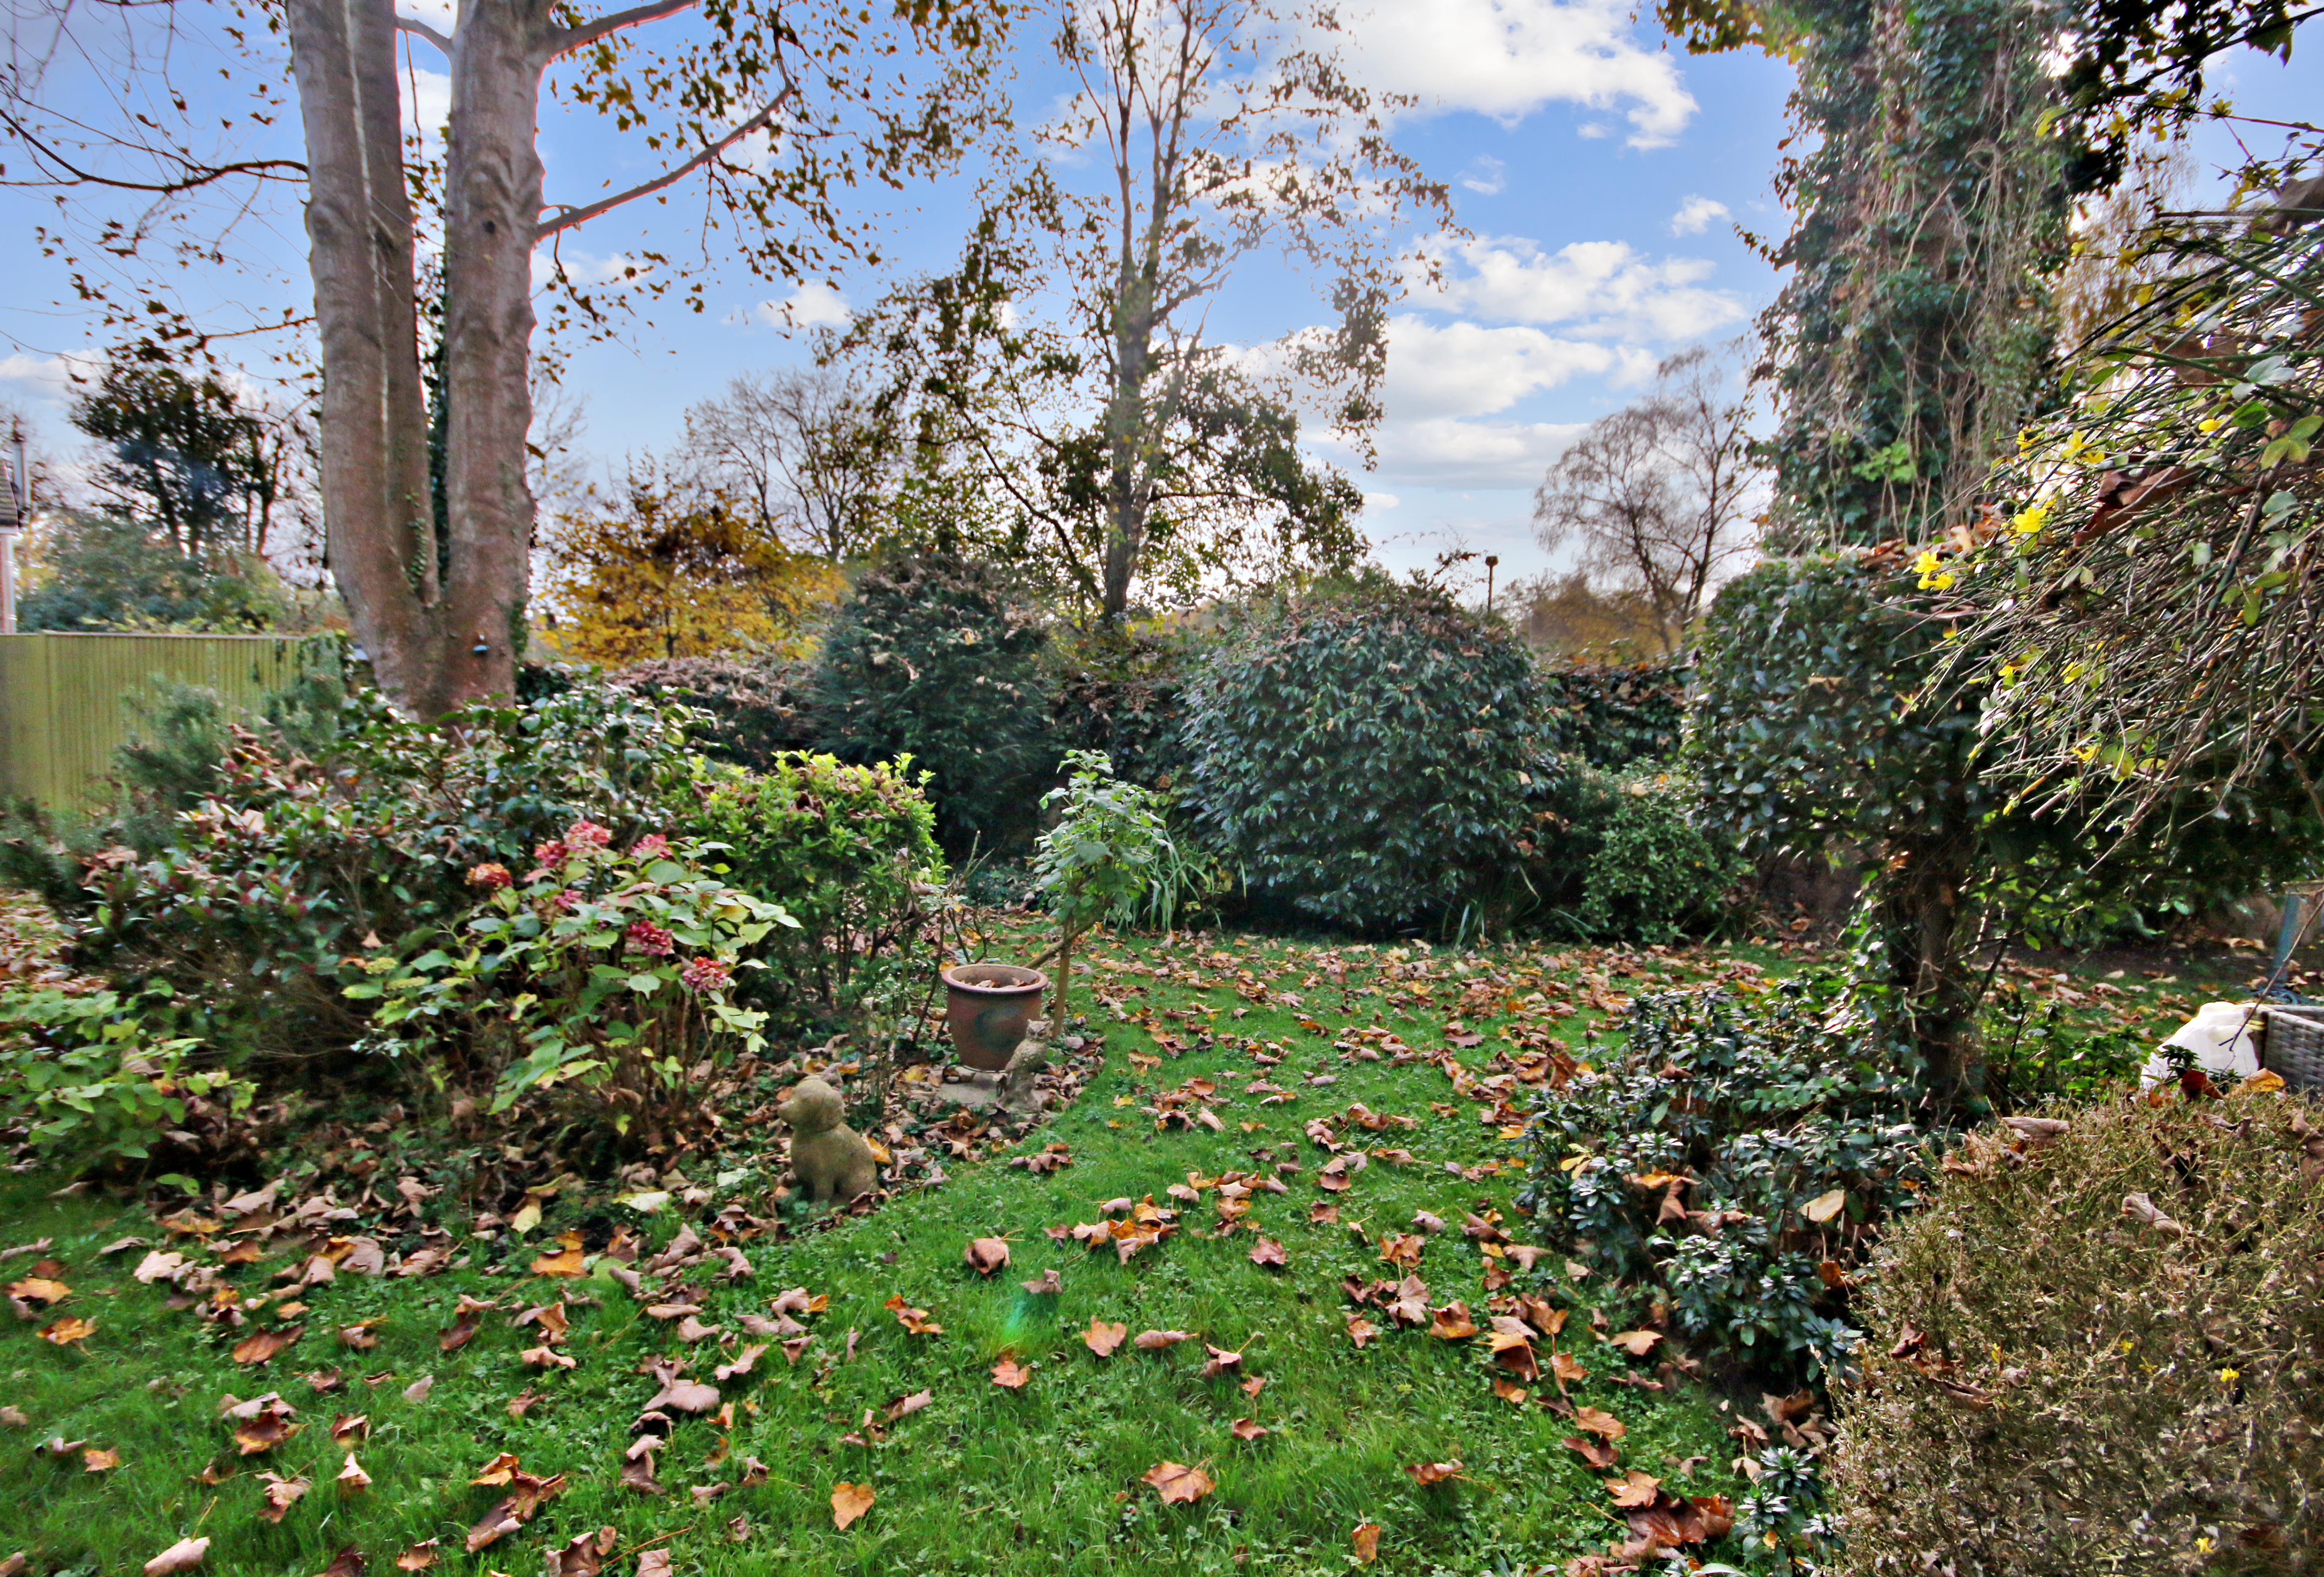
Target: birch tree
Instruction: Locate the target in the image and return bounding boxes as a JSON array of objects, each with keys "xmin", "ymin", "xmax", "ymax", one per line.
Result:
[
  {"xmin": 5, "ymin": 0, "xmax": 1002, "ymax": 714},
  {"xmin": 847, "ymin": 0, "xmax": 1448, "ymax": 620}
]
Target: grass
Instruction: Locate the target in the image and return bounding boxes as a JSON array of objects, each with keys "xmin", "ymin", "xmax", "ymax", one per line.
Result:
[{"xmin": 0, "ymin": 921, "xmax": 2226, "ymax": 1576}]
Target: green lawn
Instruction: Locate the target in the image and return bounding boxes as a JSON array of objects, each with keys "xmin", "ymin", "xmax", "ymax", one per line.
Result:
[{"xmin": 0, "ymin": 924, "xmax": 2220, "ymax": 1576}]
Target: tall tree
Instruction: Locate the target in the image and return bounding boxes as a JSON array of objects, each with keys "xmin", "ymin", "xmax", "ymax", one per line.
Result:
[
  {"xmin": 1661, "ymin": 0, "xmax": 2069, "ymax": 547},
  {"xmin": 5, "ymin": 0, "xmax": 1003, "ymax": 715},
  {"xmin": 847, "ymin": 0, "xmax": 1448, "ymax": 620},
  {"xmin": 537, "ymin": 463, "xmax": 840, "ymax": 663},
  {"xmin": 1530, "ymin": 345, "xmax": 1760, "ymax": 653},
  {"xmin": 69, "ymin": 350, "xmax": 275, "ymax": 560},
  {"xmin": 681, "ymin": 367, "xmax": 895, "ymax": 559}
]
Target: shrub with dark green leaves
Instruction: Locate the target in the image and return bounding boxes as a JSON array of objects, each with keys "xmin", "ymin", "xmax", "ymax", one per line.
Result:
[
  {"xmin": 1529, "ymin": 767, "xmax": 1746, "ymax": 943},
  {"xmin": 1046, "ymin": 625, "xmax": 1195, "ymax": 792},
  {"xmin": 1517, "ymin": 975, "xmax": 1932, "ymax": 1380},
  {"xmin": 614, "ymin": 656, "xmax": 817, "ymax": 772},
  {"xmin": 1536, "ymin": 658, "xmax": 1689, "ymax": 770},
  {"xmin": 34, "ymin": 682, "xmax": 712, "ymax": 1070},
  {"xmin": 1829, "ymin": 1088, "xmax": 2324, "ymax": 1574},
  {"xmin": 1180, "ymin": 578, "xmax": 1537, "ymax": 932},
  {"xmin": 696, "ymin": 753, "xmax": 944, "ymax": 1030},
  {"xmin": 811, "ymin": 555, "xmax": 1054, "ymax": 850}
]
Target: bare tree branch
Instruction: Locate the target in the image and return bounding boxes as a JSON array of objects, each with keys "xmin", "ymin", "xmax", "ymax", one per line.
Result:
[
  {"xmin": 393, "ymin": 15, "xmax": 453, "ymax": 55},
  {"xmin": 0, "ymin": 107, "xmax": 307, "ymax": 191},
  {"xmin": 546, "ymin": 0, "xmax": 702, "ymax": 60},
  {"xmin": 535, "ymin": 93, "xmax": 789, "ymax": 239}
]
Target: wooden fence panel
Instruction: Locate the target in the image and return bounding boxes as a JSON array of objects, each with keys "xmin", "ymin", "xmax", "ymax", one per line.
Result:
[{"xmin": 0, "ymin": 632, "xmax": 334, "ymax": 808}]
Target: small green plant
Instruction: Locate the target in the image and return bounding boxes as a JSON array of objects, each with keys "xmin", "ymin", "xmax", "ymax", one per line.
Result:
[
  {"xmin": 0, "ymin": 983, "xmax": 255, "ymax": 1166},
  {"xmin": 1535, "ymin": 768, "xmax": 1745, "ymax": 943},
  {"xmin": 1518, "ymin": 975, "xmax": 1933, "ymax": 1381},
  {"xmin": 347, "ymin": 820, "xmax": 789, "ymax": 1146},
  {"xmin": 1030, "ymin": 751, "xmax": 1206, "ymax": 1021}
]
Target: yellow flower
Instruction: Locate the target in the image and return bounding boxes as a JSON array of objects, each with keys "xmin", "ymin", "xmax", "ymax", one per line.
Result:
[
  {"xmin": 2199, "ymin": 417, "xmax": 2223, "ymax": 434},
  {"xmin": 2217, "ymin": 1367, "xmax": 2240, "ymax": 1384},
  {"xmin": 2011, "ymin": 501, "xmax": 2049, "ymax": 537}
]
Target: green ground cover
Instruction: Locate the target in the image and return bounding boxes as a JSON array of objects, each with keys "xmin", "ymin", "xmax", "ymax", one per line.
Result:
[{"xmin": 0, "ymin": 922, "xmax": 2235, "ymax": 1576}]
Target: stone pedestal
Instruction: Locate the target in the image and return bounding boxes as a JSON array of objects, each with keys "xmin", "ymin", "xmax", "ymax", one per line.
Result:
[{"xmin": 934, "ymin": 1066, "xmax": 1003, "ymax": 1112}]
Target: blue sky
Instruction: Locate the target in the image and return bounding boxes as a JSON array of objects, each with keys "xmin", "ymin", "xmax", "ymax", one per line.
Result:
[{"xmin": 2, "ymin": 4, "xmax": 2317, "ymax": 587}]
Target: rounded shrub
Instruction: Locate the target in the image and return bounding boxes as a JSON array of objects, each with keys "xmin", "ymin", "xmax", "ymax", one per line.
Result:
[
  {"xmin": 1828, "ymin": 1087, "xmax": 2324, "ymax": 1572},
  {"xmin": 1532, "ymin": 766, "xmax": 1745, "ymax": 942},
  {"xmin": 810, "ymin": 555, "xmax": 1054, "ymax": 850},
  {"xmin": 1180, "ymin": 577, "xmax": 1536, "ymax": 931},
  {"xmin": 695, "ymin": 752, "xmax": 945, "ymax": 1028}
]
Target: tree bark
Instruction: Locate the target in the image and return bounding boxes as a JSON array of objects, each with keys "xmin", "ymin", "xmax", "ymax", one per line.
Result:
[
  {"xmin": 436, "ymin": 0, "xmax": 549, "ymax": 709},
  {"xmin": 1878, "ymin": 832, "xmax": 1983, "ymax": 1111},
  {"xmin": 286, "ymin": 0, "xmax": 436, "ymax": 707}
]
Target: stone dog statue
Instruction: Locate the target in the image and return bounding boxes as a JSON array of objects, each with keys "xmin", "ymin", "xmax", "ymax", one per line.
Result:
[{"xmin": 776, "ymin": 1076, "xmax": 879, "ymax": 1205}]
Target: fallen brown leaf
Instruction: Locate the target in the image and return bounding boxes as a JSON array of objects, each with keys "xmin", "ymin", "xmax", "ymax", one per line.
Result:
[
  {"xmin": 1353, "ymin": 1522, "xmax": 1381, "ymax": 1564},
  {"xmin": 143, "ymin": 1537, "xmax": 210, "ymax": 1576},
  {"xmin": 963, "ymin": 1238, "xmax": 1011, "ymax": 1275},
  {"xmin": 256, "ymin": 1472, "xmax": 309, "ymax": 1522},
  {"xmin": 1083, "ymin": 1319, "xmax": 1128, "ymax": 1358},
  {"xmin": 530, "ymin": 1231, "xmax": 587, "ymax": 1278},
  {"xmin": 1141, "ymin": 1460, "xmax": 1215, "ymax": 1505},
  {"xmin": 832, "ymin": 1480, "xmax": 876, "ymax": 1530},
  {"xmin": 1405, "ymin": 1460, "xmax": 1462, "ymax": 1485}
]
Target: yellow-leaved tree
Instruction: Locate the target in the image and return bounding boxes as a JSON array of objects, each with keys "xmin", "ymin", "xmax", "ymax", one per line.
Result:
[{"xmin": 537, "ymin": 466, "xmax": 842, "ymax": 664}]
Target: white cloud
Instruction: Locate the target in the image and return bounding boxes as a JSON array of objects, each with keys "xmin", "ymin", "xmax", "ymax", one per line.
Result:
[
  {"xmin": 1669, "ymin": 194, "xmax": 1731, "ymax": 235},
  {"xmin": 0, "ymin": 350, "xmax": 89, "ymax": 410},
  {"xmin": 1459, "ymin": 156, "xmax": 1506, "ymax": 196},
  {"xmin": 1381, "ymin": 316, "xmax": 1632, "ymax": 421},
  {"xmin": 1411, "ymin": 232, "xmax": 1746, "ymax": 341},
  {"xmin": 1372, "ymin": 415, "xmax": 1589, "ymax": 488},
  {"xmin": 755, "ymin": 282, "xmax": 850, "ymax": 331},
  {"xmin": 398, "ymin": 64, "xmax": 450, "ymax": 141},
  {"xmin": 1345, "ymin": 0, "xmax": 1697, "ymax": 147},
  {"xmin": 1362, "ymin": 491, "xmax": 1402, "ymax": 512}
]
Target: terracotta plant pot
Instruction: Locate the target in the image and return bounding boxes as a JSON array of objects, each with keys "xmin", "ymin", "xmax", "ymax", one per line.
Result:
[{"xmin": 940, "ymin": 962, "xmax": 1050, "ymax": 1071}]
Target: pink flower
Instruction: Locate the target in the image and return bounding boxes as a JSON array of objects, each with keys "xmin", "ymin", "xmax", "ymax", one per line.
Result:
[
  {"xmin": 531, "ymin": 838, "xmax": 569, "ymax": 869},
  {"xmin": 466, "ymin": 862, "xmax": 513, "ymax": 890},
  {"xmin": 554, "ymin": 889, "xmax": 582, "ymax": 914},
  {"xmin": 680, "ymin": 955, "xmax": 732, "ymax": 992},
  {"xmin": 566, "ymin": 819, "xmax": 614, "ymax": 850},
  {"xmin": 630, "ymin": 832, "xmax": 670, "ymax": 860},
  {"xmin": 625, "ymin": 919, "xmax": 675, "ymax": 957}
]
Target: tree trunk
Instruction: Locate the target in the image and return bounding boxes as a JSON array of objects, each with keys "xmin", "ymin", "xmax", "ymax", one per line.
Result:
[
  {"xmin": 285, "ymin": 0, "xmax": 436, "ymax": 706},
  {"xmin": 1100, "ymin": 348, "xmax": 1146, "ymax": 622},
  {"xmin": 288, "ymin": 0, "xmax": 546, "ymax": 717},
  {"xmin": 436, "ymin": 0, "xmax": 548, "ymax": 709},
  {"xmin": 1876, "ymin": 833, "xmax": 1983, "ymax": 1110}
]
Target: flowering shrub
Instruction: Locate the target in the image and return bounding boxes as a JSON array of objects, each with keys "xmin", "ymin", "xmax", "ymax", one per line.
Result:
[
  {"xmin": 52, "ymin": 683, "xmax": 713, "ymax": 1067},
  {"xmin": 1518, "ymin": 975, "xmax": 1933, "ymax": 1380},
  {"xmin": 346, "ymin": 824, "xmax": 792, "ymax": 1141},
  {"xmin": 696, "ymin": 752, "xmax": 944, "ymax": 1033}
]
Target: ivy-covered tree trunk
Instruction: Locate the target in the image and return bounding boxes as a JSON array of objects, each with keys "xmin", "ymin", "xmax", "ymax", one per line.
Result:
[
  {"xmin": 1731, "ymin": 0, "xmax": 2068, "ymax": 547},
  {"xmin": 1871, "ymin": 831, "xmax": 1984, "ymax": 1104}
]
